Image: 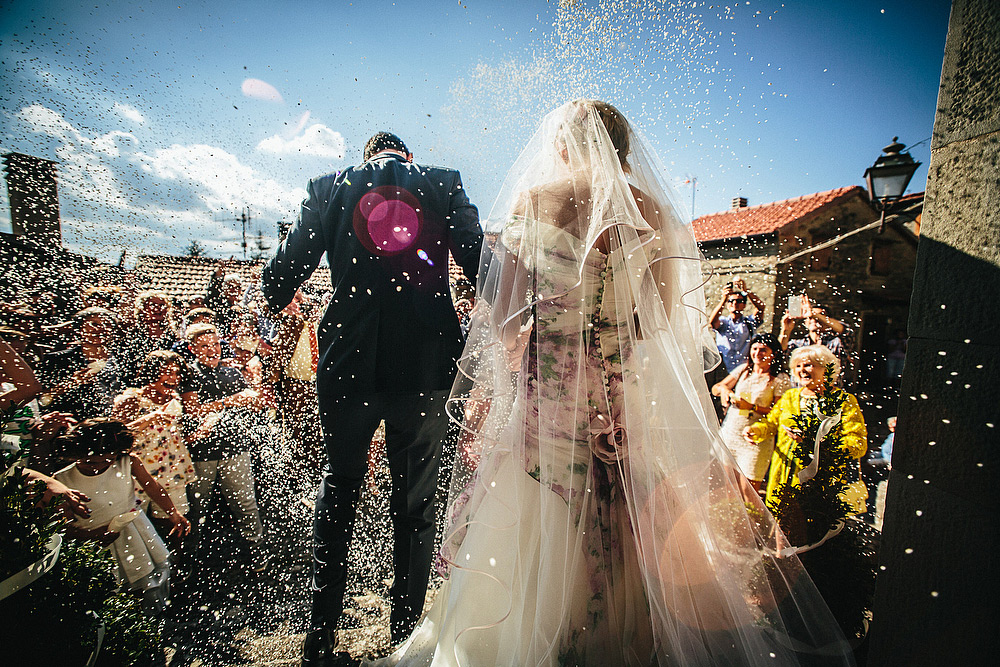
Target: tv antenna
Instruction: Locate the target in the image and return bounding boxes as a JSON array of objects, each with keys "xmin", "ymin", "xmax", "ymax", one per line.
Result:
[{"xmin": 236, "ymin": 207, "xmax": 251, "ymax": 260}]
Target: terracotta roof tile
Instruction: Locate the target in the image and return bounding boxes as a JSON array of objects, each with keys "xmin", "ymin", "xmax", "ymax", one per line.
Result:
[
  {"xmin": 133, "ymin": 254, "xmax": 332, "ymax": 301},
  {"xmin": 691, "ymin": 186, "xmax": 867, "ymax": 242},
  {"xmin": 135, "ymin": 251, "xmax": 477, "ymax": 304}
]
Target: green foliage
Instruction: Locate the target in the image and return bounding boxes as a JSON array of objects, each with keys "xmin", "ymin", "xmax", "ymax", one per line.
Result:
[
  {"xmin": 797, "ymin": 518, "xmax": 880, "ymax": 645},
  {"xmin": 1, "ymin": 416, "xmax": 160, "ymax": 665},
  {"xmin": 766, "ymin": 363, "xmax": 878, "ymax": 645},
  {"xmin": 185, "ymin": 239, "xmax": 207, "ymax": 257},
  {"xmin": 53, "ymin": 538, "xmax": 119, "ymax": 625},
  {"xmin": 766, "ymin": 364, "xmax": 853, "ymax": 546},
  {"xmin": 1, "ymin": 539, "xmax": 161, "ymax": 666},
  {"xmin": 0, "ymin": 444, "xmax": 65, "ymax": 579},
  {"xmin": 97, "ymin": 587, "xmax": 162, "ymax": 666}
]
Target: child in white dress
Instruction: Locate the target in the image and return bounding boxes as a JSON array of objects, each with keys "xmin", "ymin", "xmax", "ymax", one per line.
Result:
[{"xmin": 53, "ymin": 418, "xmax": 191, "ymax": 612}]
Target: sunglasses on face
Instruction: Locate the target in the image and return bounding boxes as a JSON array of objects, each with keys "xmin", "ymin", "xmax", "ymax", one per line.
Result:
[{"xmin": 727, "ymin": 298, "xmax": 747, "ymax": 304}]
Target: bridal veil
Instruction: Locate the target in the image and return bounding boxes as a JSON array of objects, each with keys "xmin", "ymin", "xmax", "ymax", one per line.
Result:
[{"xmin": 381, "ymin": 100, "xmax": 853, "ymax": 667}]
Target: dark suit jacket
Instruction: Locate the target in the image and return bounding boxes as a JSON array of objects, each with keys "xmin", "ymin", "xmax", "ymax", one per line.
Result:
[{"xmin": 262, "ymin": 154, "xmax": 483, "ymax": 399}]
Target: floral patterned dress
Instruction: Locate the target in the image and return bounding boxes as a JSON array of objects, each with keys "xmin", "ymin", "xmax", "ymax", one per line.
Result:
[
  {"xmin": 516, "ymin": 224, "xmax": 649, "ymax": 659},
  {"xmin": 115, "ymin": 388, "xmax": 197, "ymax": 518}
]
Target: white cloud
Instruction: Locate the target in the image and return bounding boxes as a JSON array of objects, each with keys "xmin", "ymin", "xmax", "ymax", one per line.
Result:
[
  {"xmin": 13, "ymin": 104, "xmax": 306, "ymax": 258},
  {"xmin": 19, "ymin": 103, "xmax": 77, "ymax": 140},
  {"xmin": 20, "ymin": 104, "xmax": 137, "ymax": 158},
  {"xmin": 113, "ymin": 102, "xmax": 145, "ymax": 125},
  {"xmin": 140, "ymin": 143, "xmax": 306, "ymax": 215},
  {"xmin": 257, "ymin": 123, "xmax": 345, "ymax": 158},
  {"xmin": 19, "ymin": 104, "xmax": 136, "ymax": 208},
  {"xmin": 291, "ymin": 111, "xmax": 311, "ymax": 136}
]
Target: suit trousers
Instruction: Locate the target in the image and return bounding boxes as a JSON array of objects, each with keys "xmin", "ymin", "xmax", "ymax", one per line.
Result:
[{"xmin": 310, "ymin": 388, "xmax": 450, "ymax": 643}]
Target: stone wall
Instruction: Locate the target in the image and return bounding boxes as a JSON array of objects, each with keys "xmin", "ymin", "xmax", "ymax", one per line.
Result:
[
  {"xmin": 699, "ymin": 233, "xmax": 778, "ymax": 330},
  {"xmin": 777, "ymin": 196, "xmax": 917, "ymax": 388},
  {"xmin": 867, "ymin": 1, "xmax": 1000, "ymax": 664},
  {"xmin": 698, "ymin": 194, "xmax": 918, "ymax": 389}
]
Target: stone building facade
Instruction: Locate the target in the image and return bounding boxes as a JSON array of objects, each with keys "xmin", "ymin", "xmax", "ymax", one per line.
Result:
[{"xmin": 692, "ymin": 185, "xmax": 922, "ymax": 389}]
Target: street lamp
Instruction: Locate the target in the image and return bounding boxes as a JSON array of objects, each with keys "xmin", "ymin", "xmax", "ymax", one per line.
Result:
[{"xmin": 864, "ymin": 137, "xmax": 921, "ymax": 233}]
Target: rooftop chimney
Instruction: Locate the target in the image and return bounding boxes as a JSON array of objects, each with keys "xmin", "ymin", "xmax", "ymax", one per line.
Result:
[
  {"xmin": 3, "ymin": 152, "xmax": 61, "ymax": 246},
  {"xmin": 731, "ymin": 196, "xmax": 748, "ymax": 210}
]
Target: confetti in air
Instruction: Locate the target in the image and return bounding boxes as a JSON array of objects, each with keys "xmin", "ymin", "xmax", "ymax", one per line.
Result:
[{"xmin": 444, "ymin": 0, "xmax": 783, "ymax": 203}]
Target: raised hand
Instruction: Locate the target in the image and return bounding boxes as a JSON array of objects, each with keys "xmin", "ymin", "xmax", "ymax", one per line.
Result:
[{"xmin": 168, "ymin": 511, "xmax": 192, "ymax": 537}]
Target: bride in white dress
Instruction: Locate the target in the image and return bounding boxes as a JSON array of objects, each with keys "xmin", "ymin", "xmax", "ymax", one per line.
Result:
[{"xmin": 377, "ymin": 100, "xmax": 853, "ymax": 666}]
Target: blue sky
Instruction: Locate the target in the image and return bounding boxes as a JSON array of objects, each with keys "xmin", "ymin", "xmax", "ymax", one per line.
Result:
[{"xmin": 0, "ymin": 0, "xmax": 951, "ymax": 263}]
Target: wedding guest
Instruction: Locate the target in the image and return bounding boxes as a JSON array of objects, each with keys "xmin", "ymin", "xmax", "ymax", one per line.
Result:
[
  {"xmin": 112, "ymin": 350, "xmax": 197, "ymax": 546},
  {"xmin": 181, "ymin": 295, "xmax": 207, "ymax": 316},
  {"xmin": 54, "ymin": 418, "xmax": 191, "ymax": 612},
  {"xmin": 708, "ymin": 276, "xmax": 765, "ymax": 373},
  {"xmin": 1, "ymin": 337, "xmax": 42, "ymax": 414},
  {"xmin": 711, "ymin": 333, "xmax": 791, "ymax": 492},
  {"xmin": 172, "ymin": 307, "xmax": 232, "ymax": 362},
  {"xmin": 115, "ymin": 276, "xmax": 140, "ymax": 334},
  {"xmin": 36, "ymin": 307, "xmax": 123, "ymax": 420},
  {"xmin": 206, "ymin": 268, "xmax": 244, "ymax": 338},
  {"xmin": 82, "ymin": 285, "xmax": 123, "ymax": 310},
  {"xmin": 20, "ymin": 466, "xmax": 91, "ymax": 518},
  {"xmin": 452, "ymin": 277, "xmax": 476, "ymax": 338},
  {"xmin": 1, "ymin": 336, "xmax": 47, "ymax": 467},
  {"xmin": 179, "ymin": 323, "xmax": 267, "ymax": 572},
  {"xmin": 870, "ymin": 416, "xmax": 896, "ymax": 530},
  {"xmin": 1, "ymin": 301, "xmax": 70, "ymax": 356},
  {"xmin": 885, "ymin": 329, "xmax": 907, "ymax": 382},
  {"xmin": 228, "ymin": 315, "xmax": 270, "ymax": 400},
  {"xmin": 0, "ymin": 325, "xmax": 42, "ymax": 370},
  {"xmin": 778, "ymin": 294, "xmax": 856, "ymax": 388},
  {"xmin": 177, "ymin": 307, "xmax": 216, "ymax": 339},
  {"xmin": 744, "ymin": 344, "xmax": 868, "ymax": 514},
  {"xmin": 267, "ymin": 290, "xmax": 323, "ymax": 473},
  {"xmin": 120, "ymin": 290, "xmax": 177, "ymax": 385}
]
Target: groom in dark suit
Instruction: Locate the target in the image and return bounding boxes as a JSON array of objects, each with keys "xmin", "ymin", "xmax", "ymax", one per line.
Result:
[{"xmin": 262, "ymin": 132, "xmax": 482, "ymax": 665}]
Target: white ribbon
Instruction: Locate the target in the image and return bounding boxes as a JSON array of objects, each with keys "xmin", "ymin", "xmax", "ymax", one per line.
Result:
[
  {"xmin": 797, "ymin": 406, "xmax": 842, "ymax": 484},
  {"xmin": 779, "ymin": 520, "xmax": 845, "ymax": 558}
]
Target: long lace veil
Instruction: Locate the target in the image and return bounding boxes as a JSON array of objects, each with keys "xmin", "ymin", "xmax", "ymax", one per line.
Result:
[{"xmin": 396, "ymin": 101, "xmax": 853, "ymax": 666}]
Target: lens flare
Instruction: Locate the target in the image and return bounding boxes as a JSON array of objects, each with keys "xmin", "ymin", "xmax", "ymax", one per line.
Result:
[
  {"xmin": 240, "ymin": 78, "xmax": 284, "ymax": 103},
  {"xmin": 354, "ymin": 186, "xmax": 423, "ymax": 256}
]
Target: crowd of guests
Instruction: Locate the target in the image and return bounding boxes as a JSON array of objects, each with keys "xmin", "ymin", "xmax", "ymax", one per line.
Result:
[
  {"xmin": 707, "ymin": 276, "xmax": 898, "ymax": 524},
  {"xmin": 1, "ymin": 266, "xmax": 328, "ymax": 615},
  {"xmin": 1, "ymin": 264, "xmax": 905, "ymax": 623}
]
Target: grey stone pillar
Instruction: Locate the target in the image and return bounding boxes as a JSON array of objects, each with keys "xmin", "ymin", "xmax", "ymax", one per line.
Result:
[
  {"xmin": 867, "ymin": 1, "xmax": 1000, "ymax": 665},
  {"xmin": 3, "ymin": 152, "xmax": 61, "ymax": 246}
]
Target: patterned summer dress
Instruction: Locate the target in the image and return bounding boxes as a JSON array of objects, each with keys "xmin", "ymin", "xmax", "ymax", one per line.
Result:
[{"xmin": 115, "ymin": 388, "xmax": 197, "ymax": 517}]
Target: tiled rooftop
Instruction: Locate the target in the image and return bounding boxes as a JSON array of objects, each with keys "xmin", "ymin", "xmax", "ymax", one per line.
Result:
[
  {"xmin": 133, "ymin": 254, "xmax": 332, "ymax": 301},
  {"xmin": 691, "ymin": 186, "xmax": 868, "ymax": 242},
  {"xmin": 134, "ymin": 250, "xmax": 478, "ymax": 304}
]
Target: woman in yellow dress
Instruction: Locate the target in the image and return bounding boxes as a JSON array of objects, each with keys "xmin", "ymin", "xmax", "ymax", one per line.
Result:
[{"xmin": 744, "ymin": 343, "xmax": 868, "ymax": 515}]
